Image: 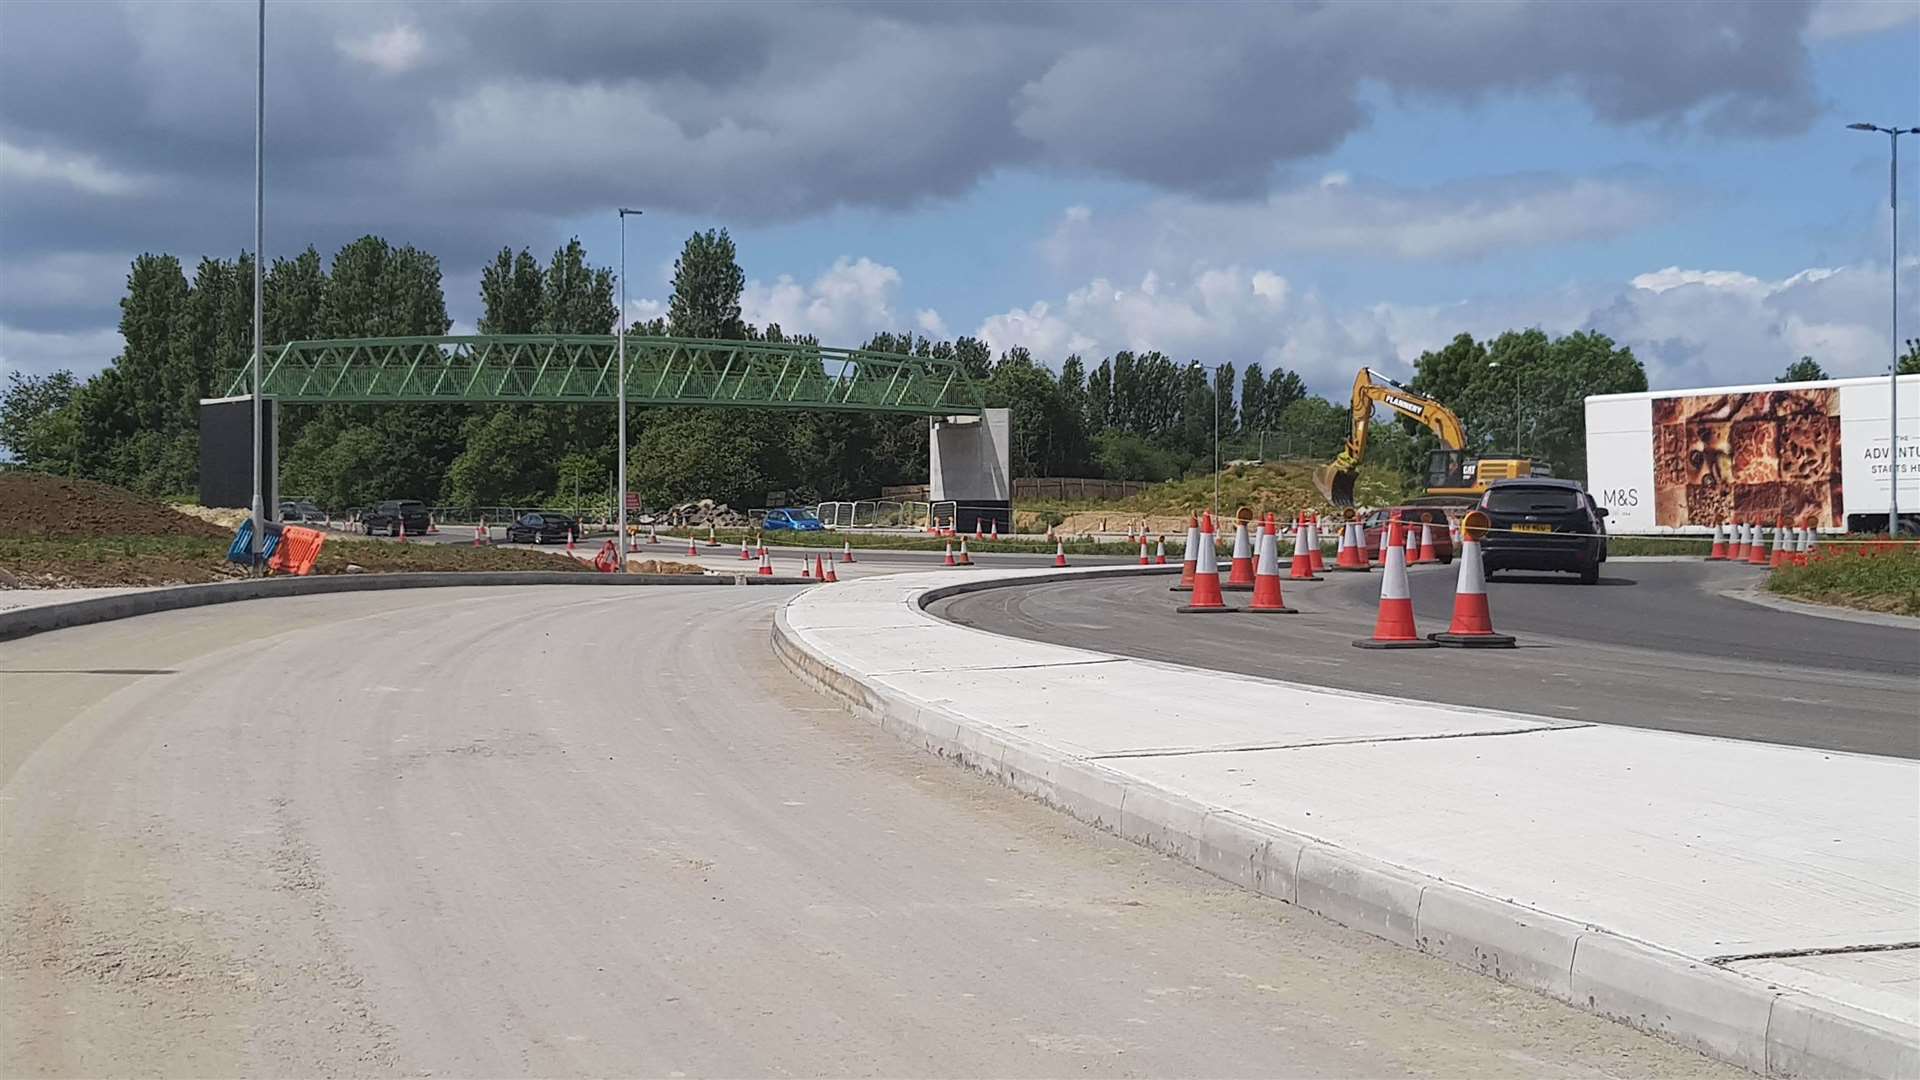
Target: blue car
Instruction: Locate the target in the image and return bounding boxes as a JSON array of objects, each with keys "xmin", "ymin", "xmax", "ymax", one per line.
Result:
[{"xmin": 762, "ymin": 508, "xmax": 826, "ymax": 532}]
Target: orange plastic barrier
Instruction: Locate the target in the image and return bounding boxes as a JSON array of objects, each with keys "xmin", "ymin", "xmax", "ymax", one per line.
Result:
[{"xmin": 267, "ymin": 525, "xmax": 327, "ymax": 576}]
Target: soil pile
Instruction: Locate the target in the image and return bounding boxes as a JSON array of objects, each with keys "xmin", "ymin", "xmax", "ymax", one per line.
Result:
[{"xmin": 1, "ymin": 473, "xmax": 230, "ymax": 540}]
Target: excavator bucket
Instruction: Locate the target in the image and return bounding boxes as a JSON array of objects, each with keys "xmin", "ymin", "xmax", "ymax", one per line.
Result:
[{"xmin": 1313, "ymin": 462, "xmax": 1357, "ymax": 507}]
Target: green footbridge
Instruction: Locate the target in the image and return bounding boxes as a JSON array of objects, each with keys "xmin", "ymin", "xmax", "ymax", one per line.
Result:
[{"xmin": 222, "ymin": 335, "xmax": 984, "ymax": 415}]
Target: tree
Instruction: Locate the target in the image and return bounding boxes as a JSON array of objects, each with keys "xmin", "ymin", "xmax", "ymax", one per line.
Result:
[
  {"xmin": 1263, "ymin": 368, "xmax": 1307, "ymax": 425},
  {"xmin": 477, "ymin": 248, "xmax": 545, "ymax": 334},
  {"xmin": 1275, "ymin": 396, "xmax": 1350, "ymax": 459},
  {"xmin": 1213, "ymin": 362, "xmax": 1238, "ymax": 437},
  {"xmin": 1240, "ymin": 363, "xmax": 1266, "ymax": 434},
  {"xmin": 541, "ymin": 237, "xmax": 617, "ymax": 334},
  {"xmin": 667, "ymin": 229, "xmax": 746, "ymax": 340},
  {"xmin": 1899, "ymin": 338, "xmax": 1919, "ymax": 375},
  {"xmin": 0, "ymin": 370, "xmax": 78, "ymax": 469},
  {"xmin": 1778, "ymin": 356, "xmax": 1827, "ymax": 383},
  {"xmin": 265, "ymin": 246, "xmax": 328, "ymax": 346}
]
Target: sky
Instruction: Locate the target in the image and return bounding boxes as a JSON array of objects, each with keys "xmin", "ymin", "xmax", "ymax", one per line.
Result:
[{"xmin": 0, "ymin": 0, "xmax": 1916, "ymax": 398}]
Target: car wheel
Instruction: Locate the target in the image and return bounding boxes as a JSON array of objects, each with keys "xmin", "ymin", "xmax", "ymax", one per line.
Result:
[{"xmin": 1580, "ymin": 562, "xmax": 1599, "ymax": 585}]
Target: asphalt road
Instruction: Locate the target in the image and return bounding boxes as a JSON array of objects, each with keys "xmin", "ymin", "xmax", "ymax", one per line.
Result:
[
  {"xmin": 933, "ymin": 560, "xmax": 1920, "ymax": 759},
  {"xmin": 0, "ymin": 585, "xmax": 1730, "ymax": 1077}
]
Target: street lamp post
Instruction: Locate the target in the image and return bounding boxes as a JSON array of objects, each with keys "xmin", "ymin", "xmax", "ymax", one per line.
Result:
[
  {"xmin": 249, "ymin": 0, "xmax": 265, "ymax": 565},
  {"xmin": 617, "ymin": 207, "xmax": 642, "ymax": 568},
  {"xmin": 1847, "ymin": 122, "xmax": 1919, "ymax": 536}
]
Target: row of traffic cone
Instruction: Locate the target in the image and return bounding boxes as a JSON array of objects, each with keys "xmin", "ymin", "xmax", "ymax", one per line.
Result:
[{"xmin": 1706, "ymin": 521, "xmax": 1820, "ymax": 568}]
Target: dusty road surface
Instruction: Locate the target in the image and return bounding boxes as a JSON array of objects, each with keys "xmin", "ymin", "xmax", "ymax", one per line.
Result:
[{"xmin": 1, "ymin": 586, "xmax": 1735, "ymax": 1077}]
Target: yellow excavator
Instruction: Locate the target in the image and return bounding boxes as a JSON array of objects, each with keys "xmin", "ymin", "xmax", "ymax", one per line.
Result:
[{"xmin": 1311, "ymin": 368, "xmax": 1550, "ymax": 506}]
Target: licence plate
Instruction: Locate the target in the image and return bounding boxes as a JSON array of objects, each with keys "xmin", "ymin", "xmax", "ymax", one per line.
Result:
[{"xmin": 1513, "ymin": 523, "xmax": 1554, "ymax": 534}]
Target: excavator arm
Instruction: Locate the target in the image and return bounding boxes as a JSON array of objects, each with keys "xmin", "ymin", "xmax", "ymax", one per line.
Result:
[{"xmin": 1312, "ymin": 368, "xmax": 1467, "ymax": 505}]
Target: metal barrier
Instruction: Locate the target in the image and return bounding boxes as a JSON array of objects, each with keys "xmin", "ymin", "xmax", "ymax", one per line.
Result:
[
  {"xmin": 931, "ymin": 500, "xmax": 957, "ymax": 533},
  {"xmin": 816, "ymin": 501, "xmax": 858, "ymax": 528}
]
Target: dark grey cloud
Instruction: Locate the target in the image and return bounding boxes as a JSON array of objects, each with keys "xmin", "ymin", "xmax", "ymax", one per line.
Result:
[{"xmin": 0, "ymin": 0, "xmax": 1823, "ymax": 347}]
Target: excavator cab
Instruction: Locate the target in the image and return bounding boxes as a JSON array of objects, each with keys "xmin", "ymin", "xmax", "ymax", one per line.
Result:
[{"xmin": 1426, "ymin": 449, "xmax": 1474, "ymax": 491}]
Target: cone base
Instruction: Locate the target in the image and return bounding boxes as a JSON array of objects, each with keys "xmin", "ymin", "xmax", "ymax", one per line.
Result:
[
  {"xmin": 1352, "ymin": 637, "xmax": 1440, "ymax": 649},
  {"xmin": 1429, "ymin": 632, "xmax": 1517, "ymax": 648},
  {"xmin": 1246, "ymin": 605, "xmax": 1299, "ymax": 614},
  {"xmin": 1176, "ymin": 604, "xmax": 1241, "ymax": 613}
]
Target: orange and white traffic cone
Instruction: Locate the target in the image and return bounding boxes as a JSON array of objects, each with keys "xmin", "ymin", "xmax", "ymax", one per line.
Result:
[
  {"xmin": 687, "ymin": 534, "xmax": 700, "ymax": 557},
  {"xmin": 1354, "ymin": 519, "xmax": 1438, "ymax": 649},
  {"xmin": 1729, "ymin": 521, "xmax": 1747, "ymax": 560},
  {"xmin": 1138, "ymin": 538, "xmax": 1151, "ymax": 566},
  {"xmin": 1429, "ymin": 529, "xmax": 1514, "ymax": 647},
  {"xmin": 707, "ymin": 523, "xmax": 719, "ymax": 546},
  {"xmin": 1747, "ymin": 523, "xmax": 1772, "ymax": 566},
  {"xmin": 565, "ymin": 529, "xmax": 574, "ymax": 554},
  {"xmin": 1415, "ymin": 522, "xmax": 1438, "ymax": 564},
  {"xmin": 1338, "ymin": 521, "xmax": 1369, "ymax": 571},
  {"xmin": 1223, "ymin": 520, "xmax": 1256, "ymax": 592},
  {"xmin": 1376, "ymin": 522, "xmax": 1390, "ymax": 565},
  {"xmin": 814, "ymin": 553, "xmax": 829, "ymax": 580},
  {"xmin": 1053, "ymin": 538, "xmax": 1068, "ymax": 568},
  {"xmin": 1769, "ymin": 519, "xmax": 1792, "ymax": 568},
  {"xmin": 800, "ymin": 556, "xmax": 811, "ymax": 578},
  {"xmin": 842, "ymin": 540, "xmax": 855, "ymax": 563},
  {"xmin": 1247, "ymin": 517, "xmax": 1296, "ymax": 614},
  {"xmin": 1308, "ymin": 515, "xmax": 1327, "ymax": 573},
  {"xmin": 1804, "ymin": 528, "xmax": 1820, "ymax": 559},
  {"xmin": 473, "ymin": 519, "xmax": 484, "ymax": 547},
  {"xmin": 739, "ymin": 539, "xmax": 753, "ymax": 560},
  {"xmin": 958, "ymin": 537, "xmax": 973, "ymax": 565},
  {"xmin": 1288, "ymin": 516, "xmax": 1320, "ymax": 580},
  {"xmin": 1171, "ymin": 515, "xmax": 1200, "ymax": 592},
  {"xmin": 824, "ymin": 557, "xmax": 839, "ymax": 582},
  {"xmin": 943, "ymin": 541, "xmax": 957, "ymax": 567},
  {"xmin": 974, "ymin": 522, "xmax": 984, "ymax": 542},
  {"xmin": 1706, "ymin": 522, "xmax": 1728, "ymax": 560},
  {"xmin": 1155, "ymin": 535, "xmax": 1168, "ymax": 565},
  {"xmin": 1331, "ymin": 520, "xmax": 1352, "ymax": 569},
  {"xmin": 990, "ymin": 519, "xmax": 1000, "ymax": 542},
  {"xmin": 1177, "ymin": 512, "xmax": 1237, "ymax": 613},
  {"xmin": 397, "ymin": 520, "xmax": 408, "ymax": 544},
  {"xmin": 427, "ymin": 515, "xmax": 439, "ymax": 535},
  {"xmin": 758, "ymin": 547, "xmax": 773, "ymax": 576},
  {"xmin": 1404, "ymin": 522, "xmax": 1419, "ymax": 565},
  {"xmin": 648, "ymin": 525, "xmax": 658, "ymax": 546}
]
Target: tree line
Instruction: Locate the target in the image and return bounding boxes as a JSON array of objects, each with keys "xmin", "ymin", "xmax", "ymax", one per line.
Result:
[{"xmin": 5, "ymin": 228, "xmax": 1681, "ymax": 510}]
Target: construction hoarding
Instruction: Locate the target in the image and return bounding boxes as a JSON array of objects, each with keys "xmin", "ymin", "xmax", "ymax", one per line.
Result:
[{"xmin": 1585, "ymin": 373, "xmax": 1918, "ymax": 532}]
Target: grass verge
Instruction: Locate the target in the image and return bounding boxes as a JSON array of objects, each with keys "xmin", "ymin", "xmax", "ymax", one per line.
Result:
[
  {"xmin": 1765, "ymin": 540, "xmax": 1920, "ymax": 616},
  {"xmin": 0, "ymin": 534, "xmax": 595, "ymax": 588}
]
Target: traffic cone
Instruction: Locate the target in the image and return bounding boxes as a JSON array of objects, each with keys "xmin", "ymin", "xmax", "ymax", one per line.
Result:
[
  {"xmin": 990, "ymin": 519, "xmax": 1000, "ymax": 541},
  {"xmin": 801, "ymin": 556, "xmax": 811, "ymax": 579},
  {"xmin": 758, "ymin": 548, "xmax": 773, "ymax": 576},
  {"xmin": 1706, "ymin": 522, "xmax": 1728, "ymax": 560},
  {"xmin": 1354, "ymin": 519, "xmax": 1438, "ymax": 649},
  {"xmin": 1171, "ymin": 515, "xmax": 1200, "ymax": 592},
  {"xmin": 707, "ymin": 523, "xmax": 718, "ymax": 546},
  {"xmin": 944, "ymin": 541, "xmax": 957, "ymax": 567},
  {"xmin": 473, "ymin": 519, "xmax": 484, "ymax": 547},
  {"xmin": 1337, "ymin": 521, "xmax": 1369, "ymax": 571},
  {"xmin": 1308, "ymin": 516, "xmax": 1327, "ymax": 573},
  {"xmin": 1053, "ymin": 538, "xmax": 1068, "ymax": 567},
  {"xmin": 398, "ymin": 520, "xmax": 408, "ymax": 544},
  {"xmin": 1248, "ymin": 518, "xmax": 1296, "ymax": 614},
  {"xmin": 1177, "ymin": 513, "xmax": 1237, "ymax": 613},
  {"xmin": 1747, "ymin": 523, "xmax": 1771, "ymax": 566},
  {"xmin": 1404, "ymin": 522, "xmax": 1419, "ymax": 565},
  {"xmin": 842, "ymin": 540, "xmax": 855, "ymax": 563},
  {"xmin": 1376, "ymin": 522, "xmax": 1390, "ymax": 565},
  {"xmin": 1155, "ymin": 536, "xmax": 1168, "ymax": 565},
  {"xmin": 1415, "ymin": 522, "xmax": 1438, "ymax": 564},
  {"xmin": 1224, "ymin": 520, "xmax": 1256, "ymax": 592},
  {"xmin": 958, "ymin": 537, "xmax": 973, "ymax": 565},
  {"xmin": 814, "ymin": 554, "xmax": 828, "ymax": 580},
  {"xmin": 687, "ymin": 534, "xmax": 699, "ymax": 557},
  {"xmin": 1429, "ymin": 532, "xmax": 1515, "ymax": 647},
  {"xmin": 1804, "ymin": 529, "xmax": 1820, "ymax": 559},
  {"xmin": 1731, "ymin": 522, "xmax": 1750, "ymax": 561},
  {"xmin": 1331, "ymin": 520, "xmax": 1352, "ymax": 568},
  {"xmin": 648, "ymin": 525, "xmax": 658, "ymax": 545},
  {"xmin": 1138, "ymin": 538, "xmax": 1151, "ymax": 566},
  {"xmin": 739, "ymin": 539, "xmax": 753, "ymax": 560},
  {"xmin": 824, "ymin": 558, "xmax": 839, "ymax": 582},
  {"xmin": 565, "ymin": 529, "xmax": 574, "ymax": 554},
  {"xmin": 1288, "ymin": 517, "xmax": 1320, "ymax": 580},
  {"xmin": 1770, "ymin": 520, "xmax": 1792, "ymax": 568},
  {"xmin": 974, "ymin": 522, "xmax": 984, "ymax": 541},
  {"xmin": 427, "ymin": 515, "xmax": 439, "ymax": 535}
]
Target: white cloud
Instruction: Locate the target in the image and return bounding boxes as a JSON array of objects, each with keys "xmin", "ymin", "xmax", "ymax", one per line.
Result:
[
  {"xmin": 915, "ymin": 308, "xmax": 947, "ymax": 337},
  {"xmin": 1043, "ymin": 173, "xmax": 1671, "ymax": 277},
  {"xmin": 0, "ymin": 139, "xmax": 143, "ymax": 196},
  {"xmin": 972, "ymin": 259, "xmax": 1912, "ymax": 395},
  {"xmin": 739, "ymin": 257, "xmax": 906, "ymax": 343},
  {"xmin": 338, "ymin": 25, "xmax": 426, "ymax": 74},
  {"xmin": 0, "ymin": 322, "xmax": 122, "ymax": 380},
  {"xmin": 1806, "ymin": 0, "xmax": 1920, "ymax": 39}
]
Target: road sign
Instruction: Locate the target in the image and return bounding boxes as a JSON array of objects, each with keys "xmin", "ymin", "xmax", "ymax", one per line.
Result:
[{"xmin": 624, "ymin": 491, "xmax": 640, "ymax": 511}]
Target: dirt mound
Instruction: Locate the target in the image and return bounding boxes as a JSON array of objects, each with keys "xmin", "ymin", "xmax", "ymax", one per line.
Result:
[{"xmin": 0, "ymin": 473, "xmax": 231, "ymax": 540}]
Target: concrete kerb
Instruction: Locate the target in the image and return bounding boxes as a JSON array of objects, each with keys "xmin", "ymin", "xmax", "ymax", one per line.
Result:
[
  {"xmin": 770, "ymin": 565, "xmax": 1919, "ymax": 1079},
  {"xmin": 0, "ymin": 570, "xmax": 812, "ymax": 643}
]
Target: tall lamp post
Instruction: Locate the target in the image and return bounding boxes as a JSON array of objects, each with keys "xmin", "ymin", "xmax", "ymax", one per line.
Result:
[
  {"xmin": 1847, "ymin": 122, "xmax": 1919, "ymax": 536},
  {"xmin": 616, "ymin": 208, "xmax": 643, "ymax": 568},
  {"xmin": 249, "ymin": 0, "xmax": 265, "ymax": 564}
]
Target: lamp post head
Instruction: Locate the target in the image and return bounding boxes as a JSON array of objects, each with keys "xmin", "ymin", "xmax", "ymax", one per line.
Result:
[
  {"xmin": 1847, "ymin": 122, "xmax": 1878, "ymax": 131},
  {"xmin": 618, "ymin": 207, "xmax": 643, "ymax": 217}
]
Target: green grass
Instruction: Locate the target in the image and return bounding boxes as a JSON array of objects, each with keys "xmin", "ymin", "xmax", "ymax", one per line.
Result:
[
  {"xmin": 1604, "ymin": 536, "xmax": 1713, "ymax": 557},
  {"xmin": 1766, "ymin": 539, "xmax": 1920, "ymax": 616},
  {"xmin": 667, "ymin": 528, "xmax": 1155, "ymax": 557}
]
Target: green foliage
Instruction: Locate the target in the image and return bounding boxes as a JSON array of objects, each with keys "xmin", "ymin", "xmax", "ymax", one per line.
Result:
[
  {"xmin": 1, "ymin": 370, "xmax": 79, "ymax": 468},
  {"xmin": 1900, "ymin": 338, "xmax": 1919, "ymax": 376},
  {"xmin": 1778, "ymin": 356, "xmax": 1827, "ymax": 383},
  {"xmin": 668, "ymin": 229, "xmax": 747, "ymax": 340},
  {"xmin": 1093, "ymin": 430, "xmax": 1187, "ymax": 481},
  {"xmin": 1768, "ymin": 542, "xmax": 1920, "ymax": 615}
]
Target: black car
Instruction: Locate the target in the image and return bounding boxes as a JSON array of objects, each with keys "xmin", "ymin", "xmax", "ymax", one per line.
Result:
[
  {"xmin": 363, "ymin": 499, "xmax": 431, "ymax": 537},
  {"xmin": 278, "ymin": 499, "xmax": 326, "ymax": 524},
  {"xmin": 505, "ymin": 512, "xmax": 579, "ymax": 545},
  {"xmin": 1476, "ymin": 479, "xmax": 1608, "ymax": 584}
]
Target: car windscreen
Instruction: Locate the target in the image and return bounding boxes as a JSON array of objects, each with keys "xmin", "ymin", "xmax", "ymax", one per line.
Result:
[
  {"xmin": 1484, "ymin": 487, "xmax": 1582, "ymax": 513},
  {"xmin": 397, "ymin": 501, "xmax": 426, "ymax": 511},
  {"xmin": 786, "ymin": 509, "xmax": 821, "ymax": 522}
]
